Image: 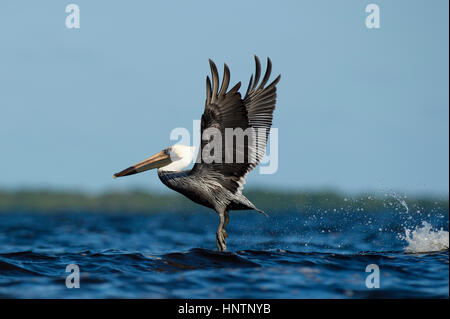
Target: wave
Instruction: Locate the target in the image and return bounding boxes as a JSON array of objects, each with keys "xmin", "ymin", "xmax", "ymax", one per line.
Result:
[
  {"xmin": 0, "ymin": 260, "xmax": 42, "ymax": 275},
  {"xmin": 402, "ymin": 221, "xmax": 449, "ymax": 253}
]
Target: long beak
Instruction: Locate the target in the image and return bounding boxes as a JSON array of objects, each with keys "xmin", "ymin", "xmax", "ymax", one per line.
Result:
[{"xmin": 113, "ymin": 150, "xmax": 171, "ymax": 178}]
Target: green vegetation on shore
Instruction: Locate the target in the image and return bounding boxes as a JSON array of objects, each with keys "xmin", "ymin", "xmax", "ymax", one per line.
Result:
[{"xmin": 0, "ymin": 189, "xmax": 448, "ymax": 214}]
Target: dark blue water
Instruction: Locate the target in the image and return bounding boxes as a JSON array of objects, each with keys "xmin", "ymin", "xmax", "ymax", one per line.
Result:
[{"xmin": 0, "ymin": 209, "xmax": 448, "ymax": 298}]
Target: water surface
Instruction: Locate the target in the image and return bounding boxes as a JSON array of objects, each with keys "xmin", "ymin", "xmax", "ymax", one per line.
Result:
[{"xmin": 0, "ymin": 209, "xmax": 448, "ymax": 298}]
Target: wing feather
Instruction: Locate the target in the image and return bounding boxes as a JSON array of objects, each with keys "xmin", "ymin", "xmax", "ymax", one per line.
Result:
[{"xmin": 190, "ymin": 56, "xmax": 281, "ymax": 195}]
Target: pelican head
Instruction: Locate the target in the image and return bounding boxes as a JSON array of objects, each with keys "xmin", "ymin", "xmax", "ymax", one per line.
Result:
[{"xmin": 113, "ymin": 144, "xmax": 196, "ymax": 178}]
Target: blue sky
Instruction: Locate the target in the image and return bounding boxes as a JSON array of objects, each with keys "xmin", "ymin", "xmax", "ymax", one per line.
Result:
[{"xmin": 0, "ymin": 1, "xmax": 448, "ymax": 195}]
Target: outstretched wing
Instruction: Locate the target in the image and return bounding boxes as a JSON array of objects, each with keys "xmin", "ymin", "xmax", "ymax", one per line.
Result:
[{"xmin": 190, "ymin": 56, "xmax": 281, "ymax": 194}]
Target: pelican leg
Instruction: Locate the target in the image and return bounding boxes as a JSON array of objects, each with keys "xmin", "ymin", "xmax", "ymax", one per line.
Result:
[
  {"xmin": 216, "ymin": 211, "xmax": 227, "ymax": 251},
  {"xmin": 222, "ymin": 210, "xmax": 229, "ymax": 239}
]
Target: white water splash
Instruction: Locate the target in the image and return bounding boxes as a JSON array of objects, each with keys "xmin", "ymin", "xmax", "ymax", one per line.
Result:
[
  {"xmin": 402, "ymin": 221, "xmax": 449, "ymax": 253},
  {"xmin": 389, "ymin": 191, "xmax": 409, "ymax": 214}
]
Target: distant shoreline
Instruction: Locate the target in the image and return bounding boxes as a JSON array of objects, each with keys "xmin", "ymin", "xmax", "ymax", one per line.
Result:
[{"xmin": 0, "ymin": 189, "xmax": 448, "ymax": 214}]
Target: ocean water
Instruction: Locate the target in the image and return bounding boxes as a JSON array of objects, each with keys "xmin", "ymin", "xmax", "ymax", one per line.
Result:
[{"xmin": 0, "ymin": 207, "xmax": 448, "ymax": 298}]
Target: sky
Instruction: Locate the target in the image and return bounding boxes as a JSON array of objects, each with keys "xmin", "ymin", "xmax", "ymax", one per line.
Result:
[{"xmin": 0, "ymin": 1, "xmax": 448, "ymax": 196}]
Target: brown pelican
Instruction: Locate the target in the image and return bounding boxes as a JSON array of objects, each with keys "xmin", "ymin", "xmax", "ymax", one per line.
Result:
[{"xmin": 114, "ymin": 56, "xmax": 280, "ymax": 251}]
